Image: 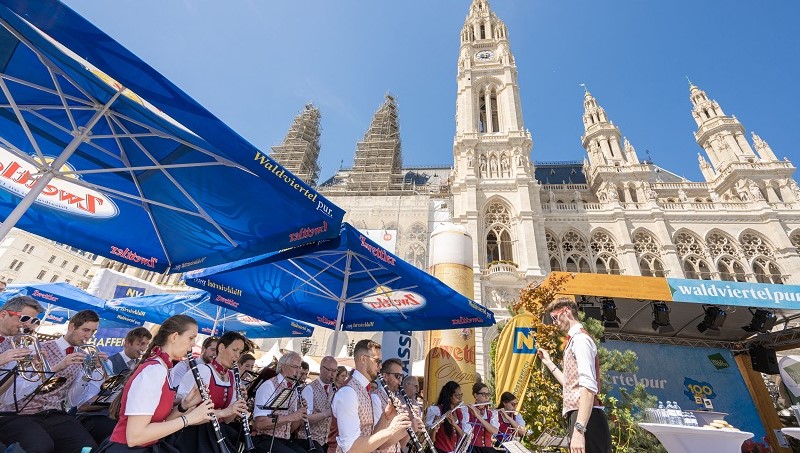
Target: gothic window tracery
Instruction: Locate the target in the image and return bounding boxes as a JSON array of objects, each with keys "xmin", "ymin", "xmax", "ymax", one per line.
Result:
[
  {"xmin": 717, "ymin": 256, "xmax": 747, "ymax": 282},
  {"xmin": 753, "ymin": 258, "xmax": 783, "ymax": 284},
  {"xmin": 706, "ymin": 231, "xmax": 740, "ymax": 258},
  {"xmin": 403, "ymin": 222, "xmax": 427, "ymax": 269},
  {"xmin": 633, "ymin": 230, "xmax": 665, "ymax": 277},
  {"xmin": 740, "ymin": 232, "xmax": 782, "ymax": 284},
  {"xmin": 675, "ymin": 231, "xmax": 713, "ymax": 280},
  {"xmin": 484, "ymin": 202, "xmax": 514, "ymax": 264},
  {"xmin": 560, "ymin": 231, "xmax": 590, "ymax": 273},
  {"xmin": 791, "ymin": 231, "xmax": 800, "ymax": 254},
  {"xmin": 740, "ymin": 232, "xmax": 775, "ymax": 259},
  {"xmin": 590, "ymin": 231, "xmax": 620, "ymax": 274}
]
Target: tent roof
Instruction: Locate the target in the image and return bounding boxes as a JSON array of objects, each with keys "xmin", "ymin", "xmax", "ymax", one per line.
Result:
[{"xmin": 545, "ymin": 272, "xmax": 800, "ymax": 351}]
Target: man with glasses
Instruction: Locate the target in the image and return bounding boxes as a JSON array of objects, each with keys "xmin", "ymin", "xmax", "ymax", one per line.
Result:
[
  {"xmin": 0, "ymin": 295, "xmax": 54, "ymax": 453},
  {"xmin": 538, "ymin": 300, "xmax": 611, "ymax": 453},
  {"xmin": 331, "ymin": 340, "xmax": 411, "ymax": 453},
  {"xmin": 371, "ymin": 358, "xmax": 411, "ymax": 453},
  {"xmin": 295, "ymin": 356, "xmax": 338, "ymax": 452},
  {"xmin": 252, "ymin": 350, "xmax": 310, "ymax": 453}
]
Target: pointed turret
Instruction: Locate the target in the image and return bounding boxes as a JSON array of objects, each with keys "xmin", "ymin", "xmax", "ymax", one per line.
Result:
[
  {"xmin": 751, "ymin": 132, "xmax": 778, "ymax": 161},
  {"xmin": 698, "ymin": 153, "xmax": 715, "ymax": 181},
  {"xmin": 347, "ymin": 94, "xmax": 404, "ymax": 193},
  {"xmin": 580, "ymin": 88, "xmax": 629, "ymax": 167},
  {"xmin": 270, "ymin": 103, "xmax": 322, "ymax": 186},
  {"xmin": 690, "ymin": 82, "xmax": 757, "ymax": 170}
]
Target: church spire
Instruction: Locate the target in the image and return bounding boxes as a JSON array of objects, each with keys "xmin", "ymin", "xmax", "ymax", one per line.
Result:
[
  {"xmin": 347, "ymin": 94, "xmax": 404, "ymax": 194},
  {"xmin": 690, "ymin": 83, "xmax": 757, "ymax": 170},
  {"xmin": 580, "ymin": 88, "xmax": 636, "ymax": 166},
  {"xmin": 270, "ymin": 103, "xmax": 321, "ymax": 187}
]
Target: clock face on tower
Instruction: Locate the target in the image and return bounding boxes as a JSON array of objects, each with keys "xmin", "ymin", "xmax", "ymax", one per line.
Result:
[{"xmin": 475, "ymin": 50, "xmax": 494, "ymax": 61}]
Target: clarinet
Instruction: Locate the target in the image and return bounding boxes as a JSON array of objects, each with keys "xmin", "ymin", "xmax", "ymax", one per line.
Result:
[
  {"xmin": 398, "ymin": 388, "xmax": 435, "ymax": 453},
  {"xmin": 187, "ymin": 352, "xmax": 232, "ymax": 453},
  {"xmin": 376, "ymin": 373, "xmax": 423, "ymax": 453},
  {"xmin": 294, "ymin": 381, "xmax": 320, "ymax": 453},
  {"xmin": 232, "ymin": 364, "xmax": 256, "ymax": 453}
]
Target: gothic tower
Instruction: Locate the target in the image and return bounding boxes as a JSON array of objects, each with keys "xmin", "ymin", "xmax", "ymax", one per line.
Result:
[
  {"xmin": 451, "ymin": 2, "xmax": 545, "ymax": 277},
  {"xmin": 581, "ymin": 88, "xmax": 640, "ymax": 167},
  {"xmin": 347, "ymin": 94, "xmax": 405, "ymax": 194},
  {"xmin": 270, "ymin": 104, "xmax": 322, "ymax": 187}
]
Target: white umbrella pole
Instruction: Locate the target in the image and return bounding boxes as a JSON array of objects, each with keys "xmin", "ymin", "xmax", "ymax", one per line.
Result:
[
  {"xmin": 0, "ymin": 92, "xmax": 120, "ymax": 240},
  {"xmin": 212, "ymin": 306, "xmax": 221, "ymax": 336},
  {"xmin": 329, "ymin": 252, "xmax": 353, "ymax": 356}
]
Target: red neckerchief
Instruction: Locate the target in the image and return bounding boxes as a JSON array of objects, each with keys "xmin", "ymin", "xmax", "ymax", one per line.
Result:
[
  {"xmin": 150, "ymin": 346, "xmax": 174, "ymax": 370},
  {"xmin": 0, "ymin": 336, "xmax": 5, "ymax": 344},
  {"xmin": 210, "ymin": 358, "xmax": 228, "ymax": 376}
]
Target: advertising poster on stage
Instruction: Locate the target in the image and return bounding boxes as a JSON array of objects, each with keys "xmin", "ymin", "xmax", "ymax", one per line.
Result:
[{"xmin": 605, "ymin": 340, "xmax": 770, "ymax": 452}]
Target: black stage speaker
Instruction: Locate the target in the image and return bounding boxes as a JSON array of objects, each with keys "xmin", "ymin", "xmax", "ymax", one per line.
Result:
[{"xmin": 750, "ymin": 346, "xmax": 779, "ymax": 374}]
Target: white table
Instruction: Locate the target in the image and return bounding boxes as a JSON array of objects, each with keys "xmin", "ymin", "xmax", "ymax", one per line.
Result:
[
  {"xmin": 639, "ymin": 423, "xmax": 753, "ymax": 453},
  {"xmin": 782, "ymin": 427, "xmax": 800, "ymax": 440}
]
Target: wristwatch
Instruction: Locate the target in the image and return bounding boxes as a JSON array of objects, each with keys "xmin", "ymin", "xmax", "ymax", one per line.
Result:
[{"xmin": 574, "ymin": 421, "xmax": 587, "ymax": 434}]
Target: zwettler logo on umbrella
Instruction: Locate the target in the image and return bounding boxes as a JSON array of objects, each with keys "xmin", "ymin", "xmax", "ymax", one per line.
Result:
[
  {"xmin": 0, "ymin": 147, "xmax": 118, "ymax": 218},
  {"xmin": 362, "ymin": 285, "xmax": 427, "ymax": 312}
]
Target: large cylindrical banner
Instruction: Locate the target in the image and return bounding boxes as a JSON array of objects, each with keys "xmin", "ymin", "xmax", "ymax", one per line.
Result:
[{"xmin": 425, "ymin": 223, "xmax": 477, "ymax": 405}]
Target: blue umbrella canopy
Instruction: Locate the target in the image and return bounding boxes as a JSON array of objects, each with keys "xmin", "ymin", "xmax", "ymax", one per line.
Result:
[
  {"xmin": 185, "ymin": 223, "xmax": 495, "ymax": 354},
  {"xmin": 106, "ymin": 290, "xmax": 314, "ymax": 338},
  {"xmin": 0, "ymin": 0, "xmax": 343, "ymax": 273},
  {"xmin": 0, "ymin": 282, "xmax": 136, "ymax": 325}
]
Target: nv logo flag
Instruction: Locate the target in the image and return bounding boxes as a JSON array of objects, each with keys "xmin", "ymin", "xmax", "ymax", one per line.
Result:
[{"xmin": 513, "ymin": 327, "xmax": 537, "ymax": 354}]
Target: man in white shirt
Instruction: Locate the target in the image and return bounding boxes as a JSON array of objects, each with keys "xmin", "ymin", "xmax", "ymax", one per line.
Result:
[
  {"xmin": 107, "ymin": 327, "xmax": 152, "ymax": 375},
  {"xmin": 0, "ymin": 295, "xmax": 56, "ymax": 453},
  {"xmin": 252, "ymin": 351, "xmax": 310, "ymax": 453},
  {"xmin": 331, "ymin": 340, "xmax": 410, "ymax": 453},
  {"xmin": 538, "ymin": 300, "xmax": 611, "ymax": 453},
  {"xmin": 2, "ymin": 310, "xmax": 106, "ymax": 453}
]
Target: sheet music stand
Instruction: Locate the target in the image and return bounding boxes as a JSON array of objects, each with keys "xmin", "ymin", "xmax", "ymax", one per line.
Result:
[
  {"xmin": 257, "ymin": 386, "xmax": 294, "ymax": 411},
  {"xmin": 0, "ymin": 366, "xmax": 58, "ymax": 415},
  {"xmin": 530, "ymin": 432, "xmax": 569, "ymax": 451},
  {"xmin": 501, "ymin": 440, "xmax": 534, "ymax": 453}
]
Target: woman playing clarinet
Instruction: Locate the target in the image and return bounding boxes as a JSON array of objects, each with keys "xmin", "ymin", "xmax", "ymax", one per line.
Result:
[
  {"xmin": 97, "ymin": 315, "xmax": 213, "ymax": 452},
  {"xmin": 174, "ymin": 330, "xmax": 250, "ymax": 452}
]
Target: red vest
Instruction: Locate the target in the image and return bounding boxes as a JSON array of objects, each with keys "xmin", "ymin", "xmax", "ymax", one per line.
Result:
[
  {"xmin": 433, "ymin": 405, "xmax": 464, "ymax": 453},
  {"xmin": 110, "ymin": 358, "xmax": 176, "ymax": 447},
  {"xmin": 205, "ymin": 364, "xmax": 234, "ymax": 409},
  {"xmin": 468, "ymin": 408, "xmax": 495, "ymax": 447}
]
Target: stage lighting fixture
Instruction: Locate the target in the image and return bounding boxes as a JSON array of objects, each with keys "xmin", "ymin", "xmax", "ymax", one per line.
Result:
[
  {"xmin": 578, "ymin": 295, "xmax": 602, "ymax": 321},
  {"xmin": 651, "ymin": 302, "xmax": 674, "ymax": 333},
  {"xmin": 697, "ymin": 305, "xmax": 727, "ymax": 333},
  {"xmin": 743, "ymin": 308, "xmax": 777, "ymax": 333},
  {"xmin": 600, "ymin": 297, "xmax": 619, "ymax": 328}
]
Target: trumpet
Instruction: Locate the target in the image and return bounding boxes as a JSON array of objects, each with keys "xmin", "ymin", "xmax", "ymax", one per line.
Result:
[
  {"xmin": 77, "ymin": 344, "xmax": 124, "ymax": 391},
  {"xmin": 9, "ymin": 328, "xmax": 65, "ymax": 393}
]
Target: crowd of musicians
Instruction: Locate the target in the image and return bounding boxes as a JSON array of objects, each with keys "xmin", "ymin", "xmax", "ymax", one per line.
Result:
[{"xmin": 0, "ymin": 295, "xmax": 610, "ymax": 453}]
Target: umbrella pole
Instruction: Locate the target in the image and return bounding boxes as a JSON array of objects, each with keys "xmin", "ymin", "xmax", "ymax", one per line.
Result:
[
  {"xmin": 329, "ymin": 252, "xmax": 353, "ymax": 356},
  {"xmin": 212, "ymin": 306, "xmax": 221, "ymax": 336},
  {"xmin": 0, "ymin": 92, "xmax": 120, "ymax": 240}
]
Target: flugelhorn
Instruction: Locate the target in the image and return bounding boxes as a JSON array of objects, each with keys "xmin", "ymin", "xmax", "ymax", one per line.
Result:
[{"xmin": 9, "ymin": 327, "xmax": 65, "ymax": 393}]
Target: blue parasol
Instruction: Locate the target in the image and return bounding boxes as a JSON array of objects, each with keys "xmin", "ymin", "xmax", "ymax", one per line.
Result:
[
  {"xmin": 106, "ymin": 290, "xmax": 314, "ymax": 338},
  {"xmin": 0, "ymin": 0, "xmax": 343, "ymax": 273},
  {"xmin": 185, "ymin": 223, "xmax": 495, "ymax": 354}
]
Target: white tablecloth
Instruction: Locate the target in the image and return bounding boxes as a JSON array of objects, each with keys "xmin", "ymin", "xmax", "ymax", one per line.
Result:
[
  {"xmin": 639, "ymin": 423, "xmax": 753, "ymax": 453},
  {"xmin": 782, "ymin": 427, "xmax": 800, "ymax": 440}
]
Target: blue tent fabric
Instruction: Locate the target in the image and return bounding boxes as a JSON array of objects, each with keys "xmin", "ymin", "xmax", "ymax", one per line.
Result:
[
  {"xmin": 0, "ymin": 0, "xmax": 343, "ymax": 273},
  {"xmin": 0, "ymin": 282, "xmax": 137, "ymax": 325},
  {"xmin": 106, "ymin": 290, "xmax": 314, "ymax": 338},
  {"xmin": 185, "ymin": 223, "xmax": 495, "ymax": 336}
]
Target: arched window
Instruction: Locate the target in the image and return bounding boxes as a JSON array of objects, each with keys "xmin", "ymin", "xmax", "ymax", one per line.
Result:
[
  {"xmin": 478, "ymin": 90, "xmax": 487, "ymax": 133},
  {"xmin": 675, "ymin": 231, "xmax": 706, "ymax": 257},
  {"xmin": 484, "ymin": 202, "xmax": 514, "ymax": 264},
  {"xmin": 753, "ymin": 258, "xmax": 783, "ymax": 284},
  {"xmin": 590, "ymin": 231, "xmax": 620, "ymax": 274},
  {"xmin": 633, "ymin": 230, "xmax": 665, "ymax": 277},
  {"xmin": 546, "ymin": 231, "xmax": 561, "ymax": 271},
  {"xmin": 403, "ymin": 222, "xmax": 427, "ymax": 269},
  {"xmin": 717, "ymin": 257, "xmax": 747, "ymax": 282},
  {"xmin": 562, "ymin": 231, "xmax": 590, "ymax": 273},
  {"xmin": 490, "ymin": 89, "xmax": 500, "ymax": 132},
  {"xmin": 740, "ymin": 232, "xmax": 775, "ymax": 260},
  {"xmin": 683, "ymin": 255, "xmax": 713, "ymax": 280}
]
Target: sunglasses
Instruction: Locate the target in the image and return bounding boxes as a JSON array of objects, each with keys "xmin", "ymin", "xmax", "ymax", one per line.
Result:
[
  {"xmin": 5, "ymin": 310, "xmax": 41, "ymax": 326},
  {"xmin": 385, "ymin": 372, "xmax": 404, "ymax": 381}
]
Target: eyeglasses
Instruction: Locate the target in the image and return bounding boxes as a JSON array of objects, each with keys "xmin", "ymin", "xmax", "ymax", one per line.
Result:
[
  {"xmin": 386, "ymin": 372, "xmax": 404, "ymax": 380},
  {"xmin": 476, "ymin": 392, "xmax": 491, "ymax": 397},
  {"xmin": 321, "ymin": 365, "xmax": 338, "ymax": 373},
  {"xmin": 365, "ymin": 355, "xmax": 381, "ymax": 365},
  {"xmin": 5, "ymin": 310, "xmax": 41, "ymax": 326}
]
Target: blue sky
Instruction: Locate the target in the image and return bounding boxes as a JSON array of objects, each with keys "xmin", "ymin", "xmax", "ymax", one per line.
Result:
[{"xmin": 63, "ymin": 1, "xmax": 800, "ymax": 183}]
